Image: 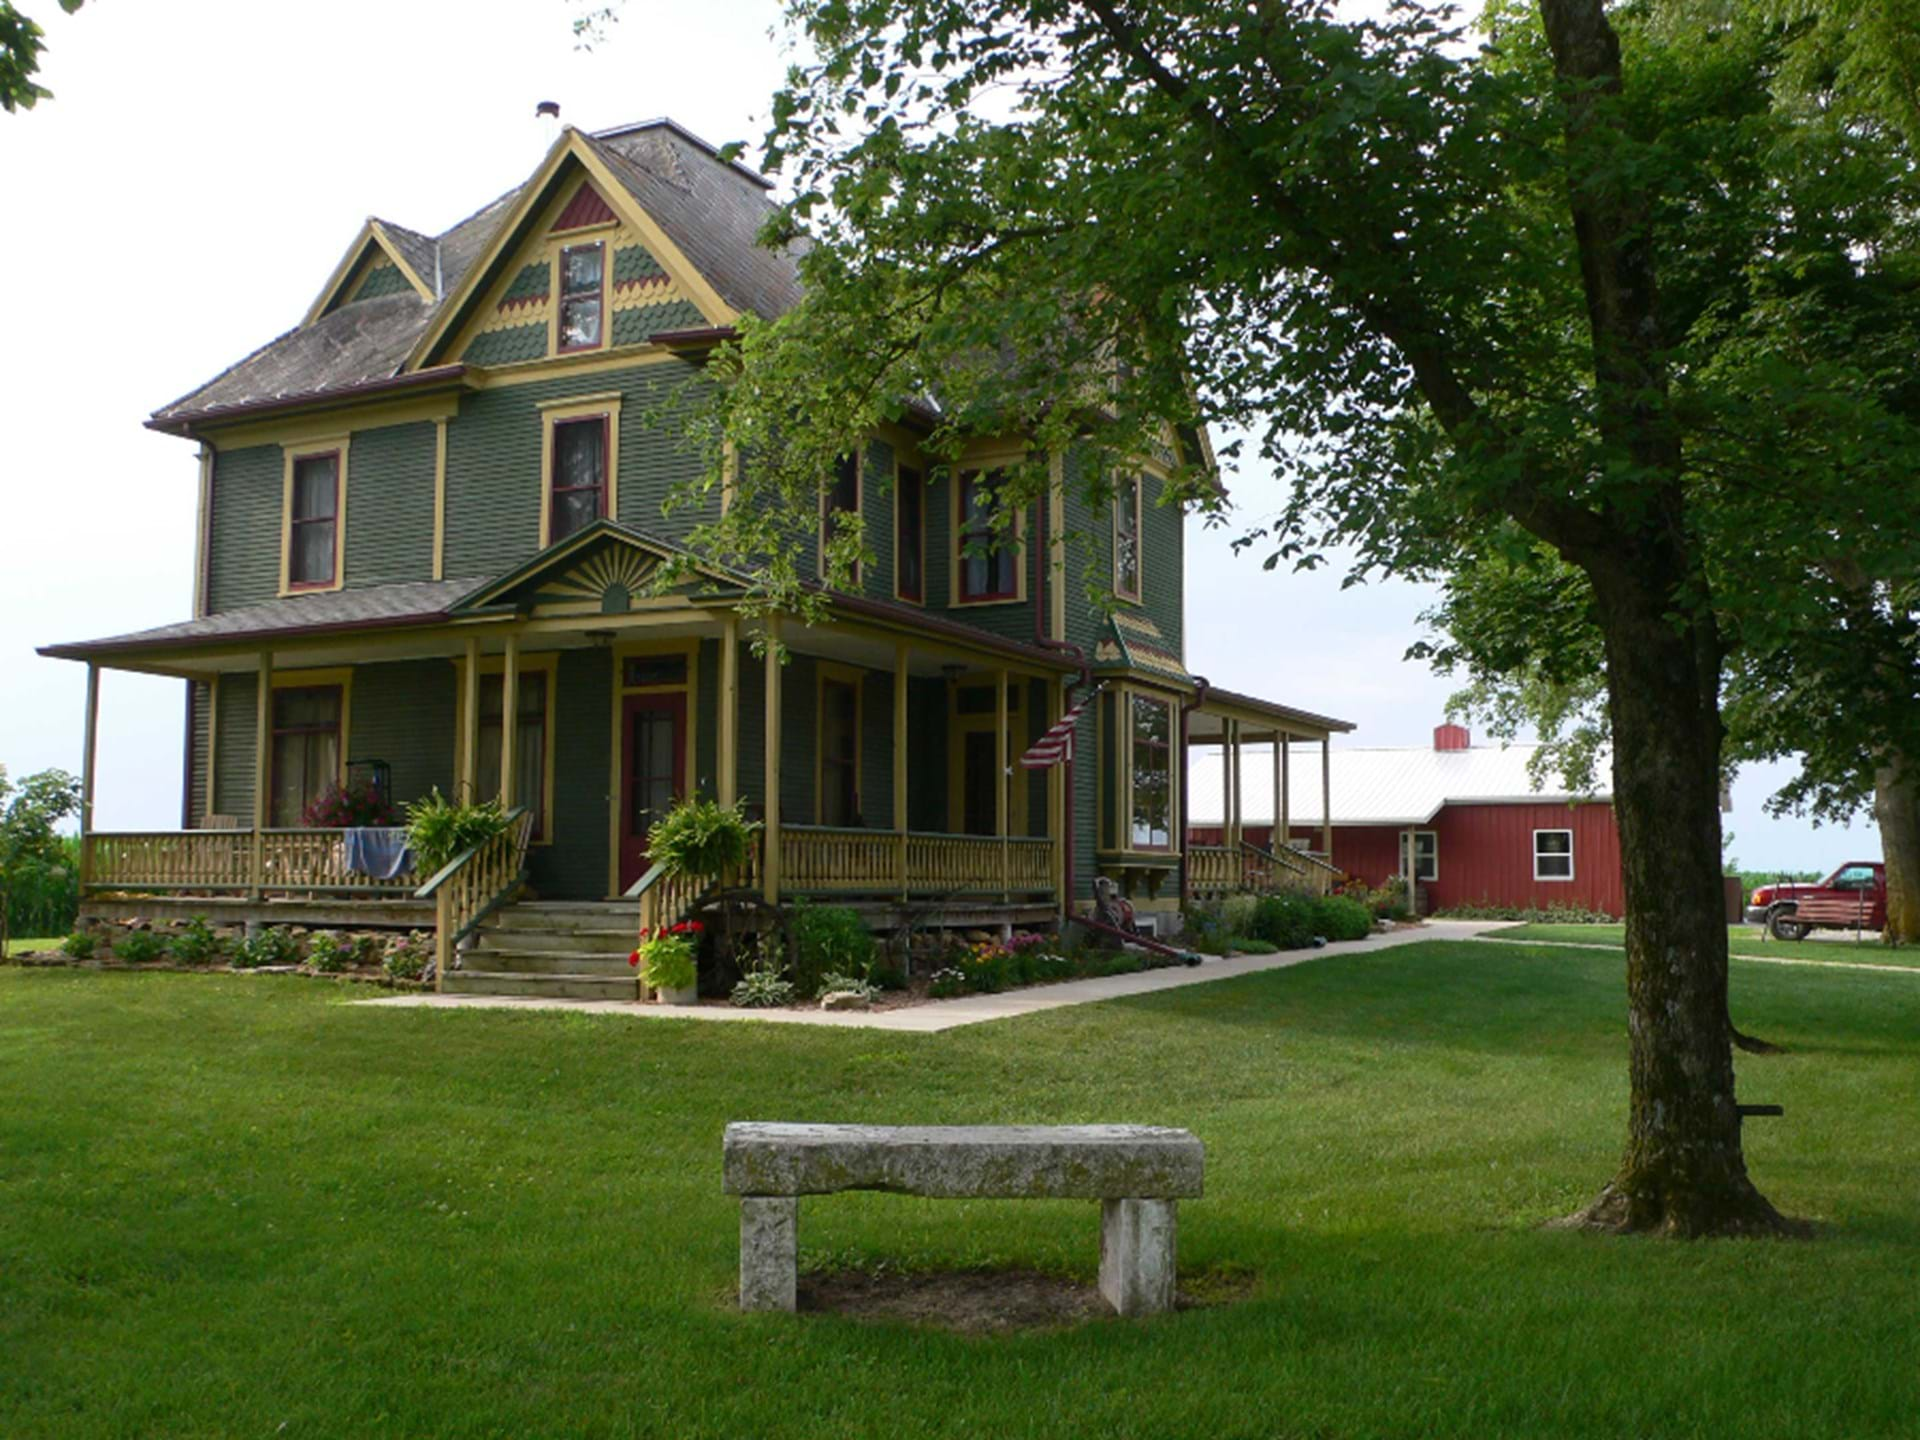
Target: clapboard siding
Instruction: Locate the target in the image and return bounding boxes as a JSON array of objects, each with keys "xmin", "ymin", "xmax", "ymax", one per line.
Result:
[
  {"xmin": 212, "ymin": 671, "xmax": 258, "ymax": 820},
  {"xmin": 185, "ymin": 681, "xmax": 212, "ymax": 828},
  {"xmin": 342, "ymin": 422, "xmax": 438, "ymax": 589},
  {"xmin": 206, "ymin": 445, "xmax": 285, "ymax": 613},
  {"xmin": 348, "ymin": 659, "xmax": 455, "ymax": 807},
  {"xmin": 528, "ymin": 648, "xmax": 612, "ymax": 899}
]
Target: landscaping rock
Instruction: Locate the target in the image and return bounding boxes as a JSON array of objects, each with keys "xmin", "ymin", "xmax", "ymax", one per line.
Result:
[{"xmin": 820, "ymin": 990, "xmax": 871, "ymax": 1012}]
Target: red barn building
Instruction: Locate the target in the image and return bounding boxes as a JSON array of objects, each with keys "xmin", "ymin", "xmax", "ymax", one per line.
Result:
[{"xmin": 1187, "ymin": 724, "xmax": 1624, "ymax": 916}]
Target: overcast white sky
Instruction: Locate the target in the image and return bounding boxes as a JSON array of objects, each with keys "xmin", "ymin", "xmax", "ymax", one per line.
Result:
[{"xmin": 0, "ymin": 0, "xmax": 1876, "ymax": 872}]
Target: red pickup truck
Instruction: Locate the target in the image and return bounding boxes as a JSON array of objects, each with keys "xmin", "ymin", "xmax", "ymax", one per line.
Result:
[{"xmin": 1747, "ymin": 862, "xmax": 1887, "ymax": 940}]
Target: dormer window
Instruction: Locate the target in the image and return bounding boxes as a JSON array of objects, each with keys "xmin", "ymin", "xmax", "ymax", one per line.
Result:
[{"xmin": 558, "ymin": 242, "xmax": 604, "ymax": 352}]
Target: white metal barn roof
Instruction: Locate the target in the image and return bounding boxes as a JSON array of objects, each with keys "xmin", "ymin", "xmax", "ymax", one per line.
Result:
[{"xmin": 1186, "ymin": 742, "xmax": 1611, "ymax": 828}]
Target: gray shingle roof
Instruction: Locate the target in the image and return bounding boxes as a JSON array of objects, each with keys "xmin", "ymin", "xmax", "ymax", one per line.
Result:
[
  {"xmin": 151, "ymin": 125, "xmax": 799, "ymax": 429},
  {"xmin": 38, "ymin": 579, "xmax": 479, "ymax": 658}
]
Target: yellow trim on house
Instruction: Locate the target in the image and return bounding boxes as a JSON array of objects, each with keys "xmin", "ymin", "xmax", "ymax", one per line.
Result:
[
  {"xmin": 891, "ymin": 449, "xmax": 929, "ymax": 608},
  {"xmin": 813, "ymin": 660, "xmax": 866, "ymax": 825},
  {"xmin": 193, "ymin": 445, "xmax": 214, "ymax": 620},
  {"xmin": 452, "ymin": 650, "xmax": 560, "ymax": 846},
  {"xmin": 1048, "ymin": 453, "xmax": 1067, "ymax": 642},
  {"xmin": 432, "ymin": 419, "xmax": 448, "ymax": 581},
  {"xmin": 606, "ymin": 637, "xmax": 701, "ymax": 897},
  {"xmin": 204, "ymin": 392, "xmax": 462, "ymax": 452},
  {"xmin": 366, "ymin": 221, "xmax": 437, "ymax": 303},
  {"xmin": 949, "ymin": 464, "xmax": 1028, "ymax": 609},
  {"xmin": 301, "ymin": 222, "xmax": 432, "ymax": 327},
  {"xmin": 539, "ymin": 395, "xmax": 624, "ymax": 549},
  {"xmin": 266, "ymin": 666, "xmax": 354, "ymax": 820},
  {"xmin": 1095, "ymin": 680, "xmax": 1182, "ymax": 861},
  {"xmin": 278, "ymin": 438, "xmax": 350, "ymax": 598},
  {"xmin": 410, "ymin": 132, "xmax": 736, "ymax": 371}
]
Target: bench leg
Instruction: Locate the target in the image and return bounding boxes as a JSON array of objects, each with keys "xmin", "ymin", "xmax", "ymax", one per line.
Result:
[
  {"xmin": 739, "ymin": 1196, "xmax": 798, "ymax": 1312},
  {"xmin": 1099, "ymin": 1198, "xmax": 1177, "ymax": 1317}
]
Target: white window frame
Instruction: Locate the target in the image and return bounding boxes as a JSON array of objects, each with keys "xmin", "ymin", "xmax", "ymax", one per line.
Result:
[
  {"xmin": 1407, "ymin": 829, "xmax": 1438, "ymax": 883},
  {"xmin": 1533, "ymin": 828, "xmax": 1575, "ymax": 882}
]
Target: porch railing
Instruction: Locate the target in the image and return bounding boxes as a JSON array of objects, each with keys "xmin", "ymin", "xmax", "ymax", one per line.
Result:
[
  {"xmin": 625, "ymin": 841, "xmax": 762, "ymax": 999},
  {"xmin": 84, "ymin": 828, "xmax": 421, "ymax": 896},
  {"xmin": 781, "ymin": 826, "xmax": 1056, "ymax": 898},
  {"xmin": 1189, "ymin": 841, "xmax": 1338, "ymax": 899},
  {"xmin": 417, "ymin": 807, "xmax": 534, "ymax": 991}
]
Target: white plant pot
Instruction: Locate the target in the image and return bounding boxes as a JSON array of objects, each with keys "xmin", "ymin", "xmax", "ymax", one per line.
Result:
[{"xmin": 657, "ymin": 983, "xmax": 699, "ymax": 1006}]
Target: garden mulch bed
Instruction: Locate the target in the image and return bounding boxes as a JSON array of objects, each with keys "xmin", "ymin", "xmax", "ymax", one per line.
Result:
[{"xmin": 3, "ymin": 951, "xmax": 428, "ymax": 991}]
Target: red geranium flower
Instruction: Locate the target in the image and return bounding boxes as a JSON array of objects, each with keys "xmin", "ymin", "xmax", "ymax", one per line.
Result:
[{"xmin": 627, "ymin": 949, "xmax": 641, "ymax": 967}]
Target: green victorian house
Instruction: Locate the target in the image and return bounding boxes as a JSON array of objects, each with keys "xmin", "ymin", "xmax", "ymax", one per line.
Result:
[{"xmin": 44, "ymin": 118, "xmax": 1349, "ymax": 996}]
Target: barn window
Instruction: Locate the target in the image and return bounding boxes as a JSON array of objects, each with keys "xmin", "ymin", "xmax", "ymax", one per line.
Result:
[
  {"xmin": 1406, "ymin": 829, "xmax": 1437, "ymax": 882},
  {"xmin": 1533, "ymin": 829, "xmax": 1574, "ymax": 881}
]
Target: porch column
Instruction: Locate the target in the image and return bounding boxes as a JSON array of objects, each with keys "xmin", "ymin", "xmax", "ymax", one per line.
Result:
[
  {"xmin": 1229, "ymin": 720, "xmax": 1244, "ymax": 851},
  {"xmin": 1321, "ymin": 735, "xmax": 1333, "ymax": 857},
  {"xmin": 1219, "ymin": 725, "xmax": 1233, "ymax": 850},
  {"xmin": 718, "ymin": 614, "xmax": 740, "ymax": 808},
  {"xmin": 499, "ymin": 630, "xmax": 520, "ymax": 812},
  {"xmin": 995, "ymin": 667, "xmax": 1009, "ymax": 901},
  {"xmin": 251, "ymin": 649, "xmax": 271, "ymax": 897},
  {"xmin": 1271, "ymin": 730, "xmax": 1285, "ymax": 854},
  {"xmin": 1049, "ymin": 674, "xmax": 1065, "ymax": 919},
  {"xmin": 762, "ymin": 617, "xmax": 782, "ymax": 903},
  {"xmin": 1280, "ymin": 730, "xmax": 1291, "ymax": 851},
  {"xmin": 893, "ymin": 640, "xmax": 909, "ymax": 900},
  {"xmin": 77, "ymin": 662, "xmax": 100, "ymax": 894},
  {"xmin": 459, "ymin": 634, "xmax": 480, "ymax": 802}
]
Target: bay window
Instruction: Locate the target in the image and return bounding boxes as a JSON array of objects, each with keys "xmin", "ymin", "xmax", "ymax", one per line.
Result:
[{"xmin": 1129, "ymin": 694, "xmax": 1172, "ymax": 849}]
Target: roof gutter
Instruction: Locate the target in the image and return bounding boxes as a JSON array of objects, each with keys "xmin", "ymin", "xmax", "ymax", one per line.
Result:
[{"xmin": 147, "ymin": 364, "xmax": 471, "ymax": 438}]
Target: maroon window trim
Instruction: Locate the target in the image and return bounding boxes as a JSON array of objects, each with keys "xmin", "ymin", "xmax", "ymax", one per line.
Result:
[
  {"xmin": 896, "ymin": 465, "xmax": 925, "ymax": 603},
  {"xmin": 958, "ymin": 469, "xmax": 1020, "ymax": 602},
  {"xmin": 549, "ymin": 416, "xmax": 610, "ymax": 543},
  {"xmin": 557, "ymin": 241, "xmax": 606, "ymax": 354},
  {"xmin": 287, "ymin": 450, "xmax": 340, "ymax": 591}
]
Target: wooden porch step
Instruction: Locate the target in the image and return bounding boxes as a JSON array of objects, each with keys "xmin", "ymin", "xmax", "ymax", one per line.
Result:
[
  {"xmin": 442, "ymin": 970, "xmax": 637, "ymax": 1001},
  {"xmin": 472, "ymin": 927, "xmax": 636, "ymax": 953},
  {"xmin": 458, "ymin": 949, "xmax": 635, "ymax": 976}
]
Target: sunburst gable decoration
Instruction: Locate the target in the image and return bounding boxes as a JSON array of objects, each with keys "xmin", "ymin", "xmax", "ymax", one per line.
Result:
[{"xmin": 543, "ymin": 546, "xmax": 662, "ymax": 613}]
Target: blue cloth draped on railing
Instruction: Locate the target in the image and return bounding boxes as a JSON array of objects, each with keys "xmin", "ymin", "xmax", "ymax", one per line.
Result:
[{"xmin": 344, "ymin": 827, "xmax": 414, "ymax": 880}]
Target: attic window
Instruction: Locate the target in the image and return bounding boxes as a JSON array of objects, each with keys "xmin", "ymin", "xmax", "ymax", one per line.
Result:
[{"xmin": 558, "ymin": 242, "xmax": 605, "ymax": 352}]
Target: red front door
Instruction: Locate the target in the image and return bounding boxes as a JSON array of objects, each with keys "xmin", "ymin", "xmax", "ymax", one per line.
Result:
[{"xmin": 620, "ymin": 692, "xmax": 686, "ymax": 891}]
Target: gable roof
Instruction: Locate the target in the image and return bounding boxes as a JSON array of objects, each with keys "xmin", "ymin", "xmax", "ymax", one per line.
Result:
[
  {"xmin": 152, "ymin": 121, "xmax": 802, "ymax": 432},
  {"xmin": 450, "ymin": 519, "xmax": 746, "ymax": 614},
  {"xmin": 1187, "ymin": 743, "xmax": 1612, "ymax": 828}
]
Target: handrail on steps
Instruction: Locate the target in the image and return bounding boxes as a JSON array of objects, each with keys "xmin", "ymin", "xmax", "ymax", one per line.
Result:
[{"xmin": 420, "ymin": 807, "xmax": 533, "ymax": 992}]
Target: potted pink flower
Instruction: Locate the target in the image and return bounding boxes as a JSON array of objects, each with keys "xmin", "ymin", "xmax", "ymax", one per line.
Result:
[{"xmin": 630, "ymin": 920, "xmax": 702, "ymax": 1005}]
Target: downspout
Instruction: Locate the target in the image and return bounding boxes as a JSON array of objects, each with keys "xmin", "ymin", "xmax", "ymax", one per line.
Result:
[
  {"xmin": 1032, "ymin": 494, "xmax": 1090, "ymax": 918},
  {"xmin": 1178, "ymin": 677, "xmax": 1210, "ymax": 907}
]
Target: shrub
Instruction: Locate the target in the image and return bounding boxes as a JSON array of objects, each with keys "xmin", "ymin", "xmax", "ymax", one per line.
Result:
[
  {"xmin": 301, "ymin": 779, "xmax": 396, "ymax": 828},
  {"xmin": 1431, "ymin": 900, "xmax": 1616, "ymax": 924},
  {"xmin": 404, "ymin": 790, "xmax": 509, "ymax": 877},
  {"xmin": 1248, "ymin": 894, "xmax": 1316, "ymax": 950},
  {"xmin": 634, "ymin": 922, "xmax": 701, "ymax": 992},
  {"xmin": 59, "ymin": 930, "xmax": 96, "ymax": 959},
  {"xmin": 1309, "ymin": 895, "xmax": 1375, "ymax": 942},
  {"xmin": 307, "ymin": 931, "xmax": 352, "ymax": 973},
  {"xmin": 790, "ymin": 903, "xmax": 876, "ymax": 997},
  {"xmin": 115, "ymin": 930, "xmax": 166, "ymax": 963},
  {"xmin": 959, "ymin": 939, "xmax": 1011, "ymax": 992},
  {"xmin": 383, "ymin": 931, "xmax": 431, "ymax": 982},
  {"xmin": 868, "ymin": 959, "xmax": 908, "ymax": 991},
  {"xmin": 233, "ymin": 926, "xmax": 300, "ymax": 969},
  {"xmin": 646, "ymin": 798, "xmax": 759, "ymax": 878},
  {"xmin": 731, "ymin": 965, "xmax": 796, "ymax": 1008},
  {"xmin": 1220, "ymin": 893, "xmax": 1261, "ymax": 936},
  {"xmin": 168, "ymin": 916, "xmax": 224, "ymax": 965}
]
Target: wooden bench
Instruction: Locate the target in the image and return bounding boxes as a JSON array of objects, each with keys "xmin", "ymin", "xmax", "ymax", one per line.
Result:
[{"xmin": 722, "ymin": 1122, "xmax": 1206, "ymax": 1316}]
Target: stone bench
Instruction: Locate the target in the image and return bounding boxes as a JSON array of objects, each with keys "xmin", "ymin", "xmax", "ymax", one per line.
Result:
[{"xmin": 721, "ymin": 1122, "xmax": 1205, "ymax": 1316}]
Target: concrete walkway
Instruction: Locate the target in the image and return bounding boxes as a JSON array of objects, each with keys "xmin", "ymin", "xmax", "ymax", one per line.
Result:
[{"xmin": 354, "ymin": 919, "xmax": 1508, "ymax": 1033}]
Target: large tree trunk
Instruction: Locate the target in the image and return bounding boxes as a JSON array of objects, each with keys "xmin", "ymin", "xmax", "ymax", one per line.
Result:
[
  {"xmin": 1876, "ymin": 760, "xmax": 1920, "ymax": 946},
  {"xmin": 1566, "ymin": 564, "xmax": 1793, "ymax": 1235}
]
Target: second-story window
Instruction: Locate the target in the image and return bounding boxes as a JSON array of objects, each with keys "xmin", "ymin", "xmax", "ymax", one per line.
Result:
[
  {"xmin": 558, "ymin": 242, "xmax": 604, "ymax": 352},
  {"xmin": 1129, "ymin": 694, "xmax": 1172, "ymax": 849},
  {"xmin": 820, "ymin": 453, "xmax": 860, "ymax": 584},
  {"xmin": 896, "ymin": 465, "xmax": 925, "ymax": 602},
  {"xmin": 288, "ymin": 452, "xmax": 340, "ymax": 590},
  {"xmin": 550, "ymin": 417, "xmax": 608, "ymax": 542},
  {"xmin": 958, "ymin": 469, "xmax": 1019, "ymax": 602},
  {"xmin": 1114, "ymin": 473, "xmax": 1143, "ymax": 603}
]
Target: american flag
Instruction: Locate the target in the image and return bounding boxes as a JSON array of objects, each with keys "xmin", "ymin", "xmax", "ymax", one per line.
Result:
[{"xmin": 1019, "ymin": 685, "xmax": 1102, "ymax": 769}]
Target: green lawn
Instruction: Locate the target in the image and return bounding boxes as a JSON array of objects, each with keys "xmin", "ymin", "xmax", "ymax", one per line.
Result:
[
  {"xmin": 2, "ymin": 945, "xmax": 1916, "ymax": 1438},
  {"xmin": 1489, "ymin": 922, "xmax": 1919, "ymax": 968}
]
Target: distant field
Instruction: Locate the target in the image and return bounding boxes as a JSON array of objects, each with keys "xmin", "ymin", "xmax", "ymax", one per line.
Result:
[{"xmin": 1489, "ymin": 923, "xmax": 1916, "ymax": 969}]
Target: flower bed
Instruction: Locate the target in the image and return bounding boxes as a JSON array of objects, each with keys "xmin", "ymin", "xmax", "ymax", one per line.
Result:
[{"xmin": 6, "ymin": 919, "xmax": 434, "ymax": 989}]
